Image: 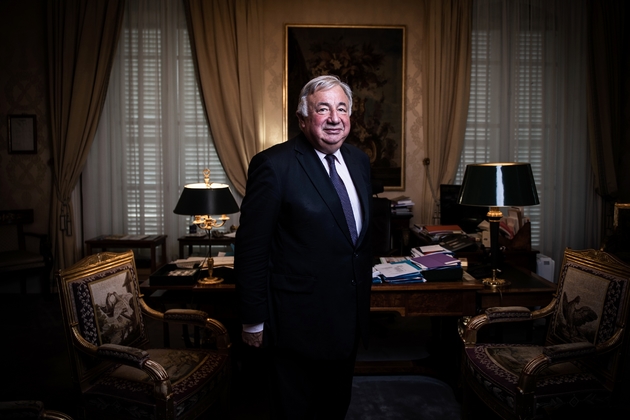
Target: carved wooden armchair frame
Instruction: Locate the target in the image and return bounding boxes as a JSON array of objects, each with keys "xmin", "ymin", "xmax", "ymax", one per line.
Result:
[
  {"xmin": 57, "ymin": 251, "xmax": 231, "ymax": 420},
  {"xmin": 461, "ymin": 248, "xmax": 630, "ymax": 419}
]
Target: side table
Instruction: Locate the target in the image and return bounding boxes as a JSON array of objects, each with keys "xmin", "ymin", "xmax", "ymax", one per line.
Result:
[
  {"xmin": 178, "ymin": 235, "xmax": 236, "ymax": 258},
  {"xmin": 85, "ymin": 235, "xmax": 168, "ymax": 274}
]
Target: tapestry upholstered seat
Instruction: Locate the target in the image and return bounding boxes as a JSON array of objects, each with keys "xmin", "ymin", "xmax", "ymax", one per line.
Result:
[
  {"xmin": 56, "ymin": 251, "xmax": 231, "ymax": 420},
  {"xmin": 461, "ymin": 248, "xmax": 630, "ymax": 419}
]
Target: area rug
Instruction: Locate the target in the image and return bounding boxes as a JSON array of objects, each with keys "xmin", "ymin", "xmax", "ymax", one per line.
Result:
[{"xmin": 346, "ymin": 375, "xmax": 460, "ymax": 420}]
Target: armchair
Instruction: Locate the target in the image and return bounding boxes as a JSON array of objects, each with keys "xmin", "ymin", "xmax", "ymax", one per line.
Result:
[
  {"xmin": 56, "ymin": 251, "xmax": 231, "ymax": 420},
  {"xmin": 461, "ymin": 248, "xmax": 630, "ymax": 419}
]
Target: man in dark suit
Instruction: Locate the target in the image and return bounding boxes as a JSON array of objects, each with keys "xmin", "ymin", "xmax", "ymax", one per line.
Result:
[{"xmin": 235, "ymin": 75, "xmax": 373, "ymax": 419}]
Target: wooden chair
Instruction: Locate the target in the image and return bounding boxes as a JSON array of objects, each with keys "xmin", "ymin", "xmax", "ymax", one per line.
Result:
[
  {"xmin": 0, "ymin": 209, "xmax": 52, "ymax": 293},
  {"xmin": 461, "ymin": 248, "xmax": 630, "ymax": 419},
  {"xmin": 56, "ymin": 251, "xmax": 231, "ymax": 420}
]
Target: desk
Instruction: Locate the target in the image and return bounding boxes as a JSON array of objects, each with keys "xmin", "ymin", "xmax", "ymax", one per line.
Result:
[
  {"xmin": 370, "ymin": 281, "xmax": 482, "ymax": 317},
  {"xmin": 477, "ymin": 264, "xmax": 557, "ymax": 308},
  {"xmin": 178, "ymin": 235, "xmax": 236, "ymax": 258},
  {"xmin": 141, "ymin": 265, "xmax": 556, "ymax": 374},
  {"xmin": 140, "ymin": 265, "xmax": 556, "ymax": 328},
  {"xmin": 85, "ymin": 235, "xmax": 167, "ymax": 274}
]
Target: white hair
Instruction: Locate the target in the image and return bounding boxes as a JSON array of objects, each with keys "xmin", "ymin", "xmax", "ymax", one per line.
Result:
[{"xmin": 296, "ymin": 75, "xmax": 353, "ymax": 117}]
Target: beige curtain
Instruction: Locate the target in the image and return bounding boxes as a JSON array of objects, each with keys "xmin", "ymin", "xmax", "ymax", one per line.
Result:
[
  {"xmin": 419, "ymin": 0, "xmax": 472, "ymax": 225},
  {"xmin": 586, "ymin": 0, "xmax": 625, "ymax": 200},
  {"xmin": 183, "ymin": 0, "xmax": 265, "ymax": 196},
  {"xmin": 48, "ymin": 0, "xmax": 125, "ymax": 270}
]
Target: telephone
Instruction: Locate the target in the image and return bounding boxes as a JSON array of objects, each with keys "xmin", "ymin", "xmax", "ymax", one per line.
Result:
[{"xmin": 439, "ymin": 234, "xmax": 477, "ymax": 252}]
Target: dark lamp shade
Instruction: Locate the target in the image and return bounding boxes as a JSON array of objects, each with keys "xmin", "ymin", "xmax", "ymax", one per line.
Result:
[
  {"xmin": 458, "ymin": 163, "xmax": 540, "ymax": 207},
  {"xmin": 173, "ymin": 183, "xmax": 239, "ymax": 216}
]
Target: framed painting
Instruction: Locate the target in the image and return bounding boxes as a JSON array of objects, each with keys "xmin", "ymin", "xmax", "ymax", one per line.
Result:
[
  {"xmin": 8, "ymin": 114, "xmax": 37, "ymax": 154},
  {"xmin": 285, "ymin": 25, "xmax": 406, "ymax": 190}
]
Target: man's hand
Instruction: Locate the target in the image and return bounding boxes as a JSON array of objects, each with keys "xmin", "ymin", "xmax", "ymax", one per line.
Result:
[{"xmin": 242, "ymin": 330, "xmax": 263, "ymax": 347}]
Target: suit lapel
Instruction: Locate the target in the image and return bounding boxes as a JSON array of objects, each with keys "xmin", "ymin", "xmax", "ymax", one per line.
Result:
[{"xmin": 294, "ymin": 135, "xmax": 355, "ymax": 245}]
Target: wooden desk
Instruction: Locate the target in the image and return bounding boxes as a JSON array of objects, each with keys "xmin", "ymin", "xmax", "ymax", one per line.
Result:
[
  {"xmin": 140, "ymin": 265, "xmax": 556, "ymax": 316},
  {"xmin": 85, "ymin": 235, "xmax": 167, "ymax": 273},
  {"xmin": 178, "ymin": 235, "xmax": 236, "ymax": 258},
  {"xmin": 370, "ymin": 281, "xmax": 483, "ymax": 317},
  {"xmin": 477, "ymin": 264, "xmax": 557, "ymax": 309},
  {"xmin": 141, "ymin": 265, "xmax": 556, "ymax": 375}
]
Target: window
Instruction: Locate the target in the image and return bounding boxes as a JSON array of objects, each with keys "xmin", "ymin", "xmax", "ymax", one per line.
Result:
[
  {"xmin": 456, "ymin": 14, "xmax": 545, "ymax": 246},
  {"xmin": 85, "ymin": 0, "xmax": 230, "ymax": 258}
]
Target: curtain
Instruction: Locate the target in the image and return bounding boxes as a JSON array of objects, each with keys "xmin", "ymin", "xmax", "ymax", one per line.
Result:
[
  {"xmin": 83, "ymin": 0, "xmax": 234, "ymax": 261},
  {"xmin": 183, "ymin": 0, "xmax": 265, "ymax": 196},
  {"xmin": 47, "ymin": 0, "xmax": 125, "ymax": 271},
  {"xmin": 419, "ymin": 0, "xmax": 472, "ymax": 225},
  {"xmin": 586, "ymin": 0, "xmax": 625, "ymax": 200},
  {"xmin": 456, "ymin": 0, "xmax": 599, "ymax": 277}
]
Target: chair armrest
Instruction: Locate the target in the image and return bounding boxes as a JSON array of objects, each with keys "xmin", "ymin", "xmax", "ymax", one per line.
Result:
[
  {"xmin": 69, "ymin": 323, "xmax": 171, "ymax": 391},
  {"xmin": 542, "ymin": 342, "xmax": 596, "ymax": 363},
  {"xmin": 97, "ymin": 343, "xmax": 172, "ymax": 397},
  {"xmin": 516, "ymin": 330, "xmax": 626, "ymax": 409},
  {"xmin": 485, "ymin": 306, "xmax": 533, "ymax": 322},
  {"xmin": 462, "ymin": 306, "xmax": 532, "ymax": 346},
  {"xmin": 517, "ymin": 342, "xmax": 596, "ymax": 396},
  {"xmin": 98, "ymin": 343, "xmax": 151, "ymax": 369},
  {"xmin": 139, "ymin": 299, "xmax": 231, "ymax": 351}
]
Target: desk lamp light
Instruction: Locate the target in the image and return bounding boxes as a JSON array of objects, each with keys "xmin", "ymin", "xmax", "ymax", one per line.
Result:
[
  {"xmin": 173, "ymin": 169, "xmax": 239, "ymax": 284},
  {"xmin": 458, "ymin": 163, "xmax": 539, "ymax": 288}
]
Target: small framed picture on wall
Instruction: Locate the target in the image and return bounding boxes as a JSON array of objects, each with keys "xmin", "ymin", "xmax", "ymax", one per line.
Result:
[{"xmin": 8, "ymin": 114, "xmax": 37, "ymax": 154}]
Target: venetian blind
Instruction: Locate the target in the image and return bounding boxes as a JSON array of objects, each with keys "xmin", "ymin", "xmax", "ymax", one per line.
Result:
[
  {"xmin": 84, "ymin": 0, "xmax": 230, "ymax": 259},
  {"xmin": 455, "ymin": 28, "xmax": 544, "ymax": 247}
]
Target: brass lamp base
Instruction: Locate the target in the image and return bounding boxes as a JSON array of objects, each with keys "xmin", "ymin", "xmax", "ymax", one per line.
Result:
[
  {"xmin": 197, "ymin": 256, "xmax": 223, "ymax": 284},
  {"xmin": 198, "ymin": 276, "xmax": 224, "ymax": 285},
  {"xmin": 481, "ymin": 277, "xmax": 510, "ymax": 288},
  {"xmin": 481, "ymin": 268, "xmax": 510, "ymax": 288}
]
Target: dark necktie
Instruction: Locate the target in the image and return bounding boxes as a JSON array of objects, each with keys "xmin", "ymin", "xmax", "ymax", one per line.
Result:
[{"xmin": 325, "ymin": 154, "xmax": 358, "ymax": 244}]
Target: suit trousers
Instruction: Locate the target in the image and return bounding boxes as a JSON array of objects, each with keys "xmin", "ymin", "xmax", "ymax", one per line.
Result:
[{"xmin": 268, "ymin": 345, "xmax": 358, "ymax": 420}]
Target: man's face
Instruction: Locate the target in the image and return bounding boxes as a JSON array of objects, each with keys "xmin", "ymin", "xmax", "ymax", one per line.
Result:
[{"xmin": 297, "ymin": 86, "xmax": 351, "ymax": 154}]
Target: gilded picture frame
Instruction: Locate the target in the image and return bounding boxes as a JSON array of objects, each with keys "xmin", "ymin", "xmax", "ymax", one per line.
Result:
[{"xmin": 285, "ymin": 25, "xmax": 406, "ymax": 190}]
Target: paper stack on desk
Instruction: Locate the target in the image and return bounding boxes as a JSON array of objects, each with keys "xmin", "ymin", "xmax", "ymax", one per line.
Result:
[
  {"xmin": 410, "ymin": 253, "xmax": 461, "ymax": 270},
  {"xmin": 409, "ymin": 253, "xmax": 463, "ymax": 281},
  {"xmin": 373, "ymin": 260, "xmax": 426, "ymax": 284}
]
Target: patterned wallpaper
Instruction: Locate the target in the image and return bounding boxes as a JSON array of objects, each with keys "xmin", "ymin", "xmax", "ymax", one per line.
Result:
[{"xmin": 0, "ymin": 0, "xmax": 51, "ymax": 235}]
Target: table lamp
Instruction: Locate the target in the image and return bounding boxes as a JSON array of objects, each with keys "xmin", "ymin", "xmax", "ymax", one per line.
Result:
[
  {"xmin": 173, "ymin": 169, "xmax": 239, "ymax": 284},
  {"xmin": 458, "ymin": 163, "xmax": 539, "ymax": 287}
]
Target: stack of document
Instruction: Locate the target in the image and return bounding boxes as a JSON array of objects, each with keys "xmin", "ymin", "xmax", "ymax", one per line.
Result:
[
  {"xmin": 410, "ymin": 253, "xmax": 461, "ymax": 270},
  {"xmin": 409, "ymin": 253, "xmax": 463, "ymax": 281},
  {"xmin": 373, "ymin": 260, "xmax": 426, "ymax": 284},
  {"xmin": 410, "ymin": 244, "xmax": 453, "ymax": 257}
]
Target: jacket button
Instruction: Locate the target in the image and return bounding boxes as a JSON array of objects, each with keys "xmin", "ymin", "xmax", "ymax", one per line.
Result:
[{"xmin": 351, "ymin": 279, "xmax": 357, "ymax": 286}]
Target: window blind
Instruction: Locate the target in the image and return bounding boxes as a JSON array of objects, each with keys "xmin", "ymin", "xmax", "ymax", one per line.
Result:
[{"xmin": 456, "ymin": 29, "xmax": 544, "ymax": 246}]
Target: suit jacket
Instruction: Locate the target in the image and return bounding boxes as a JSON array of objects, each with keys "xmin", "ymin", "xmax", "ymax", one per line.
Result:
[{"xmin": 235, "ymin": 133, "xmax": 373, "ymax": 360}]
